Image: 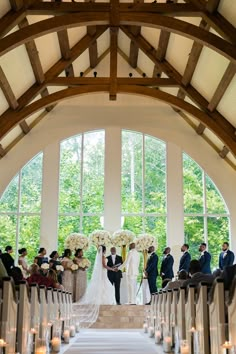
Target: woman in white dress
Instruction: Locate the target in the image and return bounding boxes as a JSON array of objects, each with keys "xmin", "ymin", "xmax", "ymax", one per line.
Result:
[
  {"xmin": 74, "ymin": 245, "xmax": 116, "ymax": 326},
  {"xmin": 18, "ymin": 248, "xmax": 29, "ymax": 278}
]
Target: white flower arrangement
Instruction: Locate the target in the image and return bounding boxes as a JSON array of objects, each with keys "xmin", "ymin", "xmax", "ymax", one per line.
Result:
[
  {"xmin": 56, "ymin": 265, "xmax": 64, "ymax": 272},
  {"xmin": 64, "ymin": 233, "xmax": 89, "ymax": 251},
  {"xmin": 79, "ymin": 258, "xmax": 91, "ymax": 269},
  {"xmin": 135, "ymin": 233, "xmax": 157, "ymax": 251},
  {"xmin": 89, "ymin": 230, "xmax": 112, "ymax": 247},
  {"xmin": 112, "ymin": 229, "xmax": 135, "ymax": 246},
  {"xmin": 41, "ymin": 263, "xmax": 49, "ymax": 270},
  {"xmin": 71, "ymin": 264, "xmax": 79, "ymax": 271}
]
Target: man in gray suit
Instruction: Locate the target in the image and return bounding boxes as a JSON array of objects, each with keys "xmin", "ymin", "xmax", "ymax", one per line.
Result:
[{"xmin": 183, "ymin": 260, "xmax": 214, "ymax": 287}]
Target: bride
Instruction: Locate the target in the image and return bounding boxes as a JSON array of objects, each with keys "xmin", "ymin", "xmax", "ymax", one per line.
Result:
[{"xmin": 73, "ymin": 245, "xmax": 116, "ymax": 326}]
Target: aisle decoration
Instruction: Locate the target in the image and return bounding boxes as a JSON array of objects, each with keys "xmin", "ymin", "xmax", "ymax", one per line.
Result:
[
  {"xmin": 112, "ymin": 229, "xmax": 135, "ymax": 261},
  {"xmin": 135, "ymin": 233, "xmax": 157, "ymax": 268},
  {"xmin": 64, "ymin": 233, "xmax": 89, "ymax": 252},
  {"xmin": 89, "ymin": 230, "xmax": 112, "ymax": 247}
]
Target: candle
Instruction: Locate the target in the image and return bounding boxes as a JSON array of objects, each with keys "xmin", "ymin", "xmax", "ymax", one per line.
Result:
[
  {"xmin": 30, "ymin": 328, "xmax": 37, "ymax": 354},
  {"xmin": 143, "ymin": 323, "xmax": 148, "ymax": 333},
  {"xmin": 70, "ymin": 325, "xmax": 76, "ymax": 337},
  {"xmin": 0, "ymin": 339, "xmax": 7, "ymax": 354},
  {"xmin": 148, "ymin": 326, "xmax": 154, "ymax": 338},
  {"xmin": 155, "ymin": 330, "xmax": 161, "ymax": 344},
  {"xmin": 35, "ymin": 347, "xmax": 46, "ymax": 354},
  {"xmin": 180, "ymin": 344, "xmax": 189, "ymax": 354},
  {"xmin": 75, "ymin": 322, "xmax": 80, "ymax": 333},
  {"xmin": 221, "ymin": 341, "xmax": 233, "ymax": 354},
  {"xmin": 164, "ymin": 336, "xmax": 172, "ymax": 353},
  {"xmin": 51, "ymin": 337, "xmax": 61, "ymax": 352},
  {"xmin": 63, "ymin": 330, "xmax": 70, "ymax": 344}
]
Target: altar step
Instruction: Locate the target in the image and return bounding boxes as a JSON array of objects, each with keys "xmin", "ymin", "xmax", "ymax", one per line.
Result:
[{"xmin": 91, "ymin": 305, "xmax": 146, "ymax": 329}]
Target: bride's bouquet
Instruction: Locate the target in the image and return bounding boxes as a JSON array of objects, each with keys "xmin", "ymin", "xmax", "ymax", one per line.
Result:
[
  {"xmin": 135, "ymin": 233, "xmax": 157, "ymax": 251},
  {"xmin": 89, "ymin": 230, "xmax": 112, "ymax": 247},
  {"xmin": 112, "ymin": 229, "xmax": 135, "ymax": 246},
  {"xmin": 64, "ymin": 233, "xmax": 89, "ymax": 251},
  {"xmin": 79, "ymin": 258, "xmax": 91, "ymax": 269}
]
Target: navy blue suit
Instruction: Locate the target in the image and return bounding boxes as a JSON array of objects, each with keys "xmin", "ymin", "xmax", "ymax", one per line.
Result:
[
  {"xmin": 179, "ymin": 252, "xmax": 191, "ymax": 273},
  {"xmin": 160, "ymin": 254, "xmax": 174, "ymax": 280},
  {"xmin": 199, "ymin": 251, "xmax": 211, "ymax": 274},
  {"xmin": 146, "ymin": 253, "xmax": 158, "ymax": 294},
  {"xmin": 219, "ymin": 250, "xmax": 234, "ymax": 270}
]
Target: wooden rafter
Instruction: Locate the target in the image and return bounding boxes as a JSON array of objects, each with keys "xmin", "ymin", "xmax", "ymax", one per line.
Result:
[
  {"xmin": 0, "ymin": 9, "xmax": 26, "ymax": 38},
  {"xmin": 0, "ymin": 66, "xmax": 19, "ymax": 110},
  {"xmin": 0, "ymin": 144, "xmax": 6, "ymax": 158},
  {"xmin": 219, "ymin": 146, "xmax": 229, "ymax": 159},
  {"xmin": 109, "ymin": 27, "xmax": 118, "ymax": 100},
  {"xmin": 85, "ymin": 0, "xmax": 98, "ymax": 69},
  {"xmin": 9, "ymin": 0, "xmax": 24, "ymax": 11},
  {"xmin": 0, "ymin": 14, "xmax": 236, "ymax": 64},
  {"xmin": 129, "ymin": 0, "xmax": 144, "ymax": 69},
  {"xmin": 206, "ymin": 0, "xmax": 220, "ymax": 13}
]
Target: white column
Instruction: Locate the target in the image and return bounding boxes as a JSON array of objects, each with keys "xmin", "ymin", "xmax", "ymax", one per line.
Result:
[
  {"xmin": 166, "ymin": 142, "xmax": 184, "ymax": 274},
  {"xmin": 40, "ymin": 141, "xmax": 60, "ymax": 253},
  {"xmin": 104, "ymin": 127, "xmax": 121, "ymax": 232}
]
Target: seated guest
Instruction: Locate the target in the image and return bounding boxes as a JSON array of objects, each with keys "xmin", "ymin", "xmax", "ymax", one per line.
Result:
[
  {"xmin": 18, "ymin": 248, "xmax": 29, "ymax": 278},
  {"xmin": 1, "ymin": 246, "xmax": 15, "ymax": 275},
  {"xmin": 35, "ymin": 247, "xmax": 48, "ymax": 267},
  {"xmin": 219, "ymin": 242, "xmax": 234, "ymax": 270},
  {"xmin": 164, "ymin": 270, "xmax": 188, "ymax": 290},
  {"xmin": 0, "ymin": 258, "xmax": 8, "ymax": 279},
  {"xmin": 220, "ymin": 264, "xmax": 236, "ymax": 290},
  {"xmin": 183, "ymin": 260, "xmax": 214, "ymax": 287},
  {"xmin": 10, "ymin": 266, "xmax": 24, "ymax": 284},
  {"xmin": 162, "ymin": 278, "xmax": 172, "ymax": 288},
  {"xmin": 47, "ymin": 269, "xmax": 63, "ymax": 290},
  {"xmin": 49, "ymin": 251, "xmax": 62, "ymax": 284},
  {"xmin": 27, "ymin": 264, "xmax": 54, "ymax": 288}
]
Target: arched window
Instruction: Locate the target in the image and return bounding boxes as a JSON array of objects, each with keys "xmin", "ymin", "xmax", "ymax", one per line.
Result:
[
  {"xmin": 0, "ymin": 153, "xmax": 43, "ymax": 262},
  {"xmin": 183, "ymin": 153, "xmax": 230, "ymax": 268}
]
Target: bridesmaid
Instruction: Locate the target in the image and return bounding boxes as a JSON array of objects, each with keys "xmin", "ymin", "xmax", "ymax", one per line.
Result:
[
  {"xmin": 18, "ymin": 248, "xmax": 29, "ymax": 278},
  {"xmin": 61, "ymin": 249, "xmax": 74, "ymax": 293},
  {"xmin": 73, "ymin": 249, "xmax": 87, "ymax": 302}
]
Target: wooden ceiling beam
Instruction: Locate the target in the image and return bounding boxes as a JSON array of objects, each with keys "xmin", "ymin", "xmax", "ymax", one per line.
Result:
[
  {"xmin": 0, "ymin": 66, "xmax": 19, "ymax": 110},
  {"xmin": 109, "ymin": 27, "xmax": 118, "ymax": 100},
  {"xmin": 219, "ymin": 146, "xmax": 229, "ymax": 159},
  {"xmin": 0, "ymin": 9, "xmax": 26, "ymax": 38},
  {"xmin": 129, "ymin": 0, "xmax": 144, "ymax": 69},
  {"xmin": 1, "ymin": 14, "xmax": 236, "ymax": 65},
  {"xmin": 208, "ymin": 62, "xmax": 236, "ymax": 112},
  {"xmin": 196, "ymin": 123, "xmax": 206, "ymax": 135},
  {"xmin": 18, "ymin": 18, "xmax": 45, "ymax": 84},
  {"xmin": 19, "ymin": 120, "xmax": 30, "ymax": 134},
  {"xmin": 41, "ymin": 88, "xmax": 55, "ymax": 112},
  {"xmin": 0, "ymin": 27, "xmax": 107, "ymax": 122},
  {"xmin": 0, "ymin": 144, "xmax": 6, "ymax": 158},
  {"xmin": 84, "ymin": 0, "xmax": 98, "ymax": 69},
  {"xmin": 1, "ymin": 85, "xmax": 236, "ymax": 156},
  {"xmin": 27, "ymin": 2, "xmax": 201, "ymax": 16},
  {"xmin": 9, "ymin": 0, "xmax": 24, "ymax": 11},
  {"xmin": 65, "ymin": 64, "xmax": 75, "ymax": 78},
  {"xmin": 206, "ymin": 0, "xmax": 220, "ymax": 13},
  {"xmin": 57, "ymin": 30, "xmax": 71, "ymax": 61},
  {"xmin": 46, "ymin": 77, "xmax": 178, "ymax": 86}
]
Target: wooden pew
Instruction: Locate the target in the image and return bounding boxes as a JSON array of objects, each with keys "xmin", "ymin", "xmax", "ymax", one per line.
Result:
[
  {"xmin": 39, "ymin": 285, "xmax": 48, "ymax": 338},
  {"xmin": 170, "ymin": 288, "xmax": 178, "ymax": 348},
  {"xmin": 176, "ymin": 287, "xmax": 186, "ymax": 350},
  {"xmin": 185, "ymin": 285, "xmax": 196, "ymax": 354},
  {"xmin": 208, "ymin": 278, "xmax": 225, "ymax": 354},
  {"xmin": 226, "ymin": 276, "xmax": 236, "ymax": 347},
  {"xmin": 195, "ymin": 282, "xmax": 210, "ymax": 354},
  {"xmin": 16, "ymin": 281, "xmax": 31, "ymax": 354}
]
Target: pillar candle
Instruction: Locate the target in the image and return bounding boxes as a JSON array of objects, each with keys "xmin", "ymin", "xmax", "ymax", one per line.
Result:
[
  {"xmin": 70, "ymin": 325, "xmax": 76, "ymax": 337},
  {"xmin": 163, "ymin": 336, "xmax": 172, "ymax": 353},
  {"xmin": 51, "ymin": 337, "xmax": 61, "ymax": 352},
  {"xmin": 143, "ymin": 323, "xmax": 148, "ymax": 333},
  {"xmin": 155, "ymin": 330, "xmax": 161, "ymax": 344},
  {"xmin": 63, "ymin": 330, "xmax": 70, "ymax": 344},
  {"xmin": 148, "ymin": 326, "xmax": 154, "ymax": 337}
]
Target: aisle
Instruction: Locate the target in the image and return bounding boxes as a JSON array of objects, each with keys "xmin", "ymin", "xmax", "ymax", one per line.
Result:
[{"xmin": 63, "ymin": 329, "xmax": 162, "ymax": 354}]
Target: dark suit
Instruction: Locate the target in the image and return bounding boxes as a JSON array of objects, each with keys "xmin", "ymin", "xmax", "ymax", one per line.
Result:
[
  {"xmin": 1, "ymin": 252, "xmax": 14, "ymax": 275},
  {"xmin": 199, "ymin": 251, "xmax": 211, "ymax": 274},
  {"xmin": 146, "ymin": 253, "xmax": 158, "ymax": 294},
  {"xmin": 179, "ymin": 251, "xmax": 191, "ymax": 273},
  {"xmin": 107, "ymin": 254, "xmax": 123, "ymax": 304},
  {"xmin": 219, "ymin": 250, "xmax": 234, "ymax": 270},
  {"xmin": 160, "ymin": 254, "xmax": 174, "ymax": 280}
]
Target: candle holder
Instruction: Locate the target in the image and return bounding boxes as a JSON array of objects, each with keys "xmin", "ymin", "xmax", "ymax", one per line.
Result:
[
  {"xmin": 51, "ymin": 330, "xmax": 61, "ymax": 353},
  {"xmin": 155, "ymin": 328, "xmax": 162, "ymax": 344},
  {"xmin": 30, "ymin": 328, "xmax": 37, "ymax": 354},
  {"xmin": 180, "ymin": 339, "xmax": 190, "ymax": 354},
  {"xmin": 70, "ymin": 325, "xmax": 76, "ymax": 337},
  {"xmin": 143, "ymin": 322, "xmax": 148, "ymax": 333},
  {"xmin": 0, "ymin": 339, "xmax": 7, "ymax": 354},
  {"xmin": 219, "ymin": 323, "xmax": 233, "ymax": 354},
  {"xmin": 35, "ymin": 338, "xmax": 47, "ymax": 354},
  {"xmin": 163, "ymin": 330, "xmax": 172, "ymax": 353},
  {"xmin": 75, "ymin": 322, "xmax": 80, "ymax": 333},
  {"xmin": 63, "ymin": 327, "xmax": 70, "ymax": 344},
  {"xmin": 148, "ymin": 326, "xmax": 154, "ymax": 338}
]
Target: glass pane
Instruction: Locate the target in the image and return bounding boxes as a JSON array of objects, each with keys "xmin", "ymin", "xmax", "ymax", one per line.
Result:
[
  {"xmin": 206, "ymin": 175, "xmax": 228, "ymax": 214},
  {"xmin": 207, "ymin": 216, "xmax": 230, "ymax": 270},
  {"xmin": 144, "ymin": 216, "xmax": 166, "ymax": 254},
  {"xmin": 58, "ymin": 216, "xmax": 80, "ymax": 255},
  {"xmin": 82, "ymin": 216, "xmax": 101, "ymax": 235},
  {"xmin": 0, "ymin": 215, "xmax": 17, "ymax": 255},
  {"xmin": 82, "ymin": 131, "xmax": 105, "ymax": 213},
  {"xmin": 122, "ymin": 131, "xmax": 143, "ymax": 213},
  {"xmin": 184, "ymin": 216, "xmax": 204, "ymax": 260},
  {"xmin": 145, "ymin": 136, "xmax": 166, "ymax": 213},
  {"xmin": 84, "ymin": 246, "xmax": 97, "ymax": 281},
  {"xmin": 20, "ymin": 153, "xmax": 43, "ymax": 212},
  {"xmin": 0, "ymin": 175, "xmax": 19, "ymax": 212},
  {"xmin": 183, "ymin": 154, "xmax": 204, "ymax": 213},
  {"xmin": 59, "ymin": 136, "xmax": 82, "ymax": 213},
  {"xmin": 123, "ymin": 215, "xmax": 143, "ymax": 234},
  {"xmin": 18, "ymin": 215, "xmax": 40, "ymax": 264}
]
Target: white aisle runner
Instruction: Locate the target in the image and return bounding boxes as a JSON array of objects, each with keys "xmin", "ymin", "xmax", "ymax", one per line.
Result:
[{"xmin": 64, "ymin": 330, "xmax": 160, "ymax": 354}]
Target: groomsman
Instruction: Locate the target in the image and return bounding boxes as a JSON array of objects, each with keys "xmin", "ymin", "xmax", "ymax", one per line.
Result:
[
  {"xmin": 107, "ymin": 247, "xmax": 123, "ymax": 305},
  {"xmin": 199, "ymin": 242, "xmax": 211, "ymax": 274},
  {"xmin": 179, "ymin": 244, "xmax": 191, "ymax": 273},
  {"xmin": 160, "ymin": 247, "xmax": 174, "ymax": 280},
  {"xmin": 219, "ymin": 242, "xmax": 234, "ymax": 270},
  {"xmin": 145, "ymin": 246, "xmax": 158, "ymax": 295}
]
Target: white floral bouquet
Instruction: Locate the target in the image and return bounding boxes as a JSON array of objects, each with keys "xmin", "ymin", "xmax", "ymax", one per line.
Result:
[
  {"xmin": 79, "ymin": 258, "xmax": 91, "ymax": 269},
  {"xmin": 89, "ymin": 230, "xmax": 112, "ymax": 247},
  {"xmin": 135, "ymin": 233, "xmax": 157, "ymax": 251},
  {"xmin": 41, "ymin": 263, "xmax": 49, "ymax": 270},
  {"xmin": 64, "ymin": 233, "xmax": 89, "ymax": 251},
  {"xmin": 71, "ymin": 264, "xmax": 79, "ymax": 271},
  {"xmin": 56, "ymin": 265, "xmax": 64, "ymax": 272},
  {"xmin": 112, "ymin": 229, "xmax": 135, "ymax": 246}
]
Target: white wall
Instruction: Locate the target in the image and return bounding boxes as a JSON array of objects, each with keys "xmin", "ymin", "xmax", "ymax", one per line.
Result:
[{"xmin": 0, "ymin": 93, "xmax": 236, "ymax": 252}]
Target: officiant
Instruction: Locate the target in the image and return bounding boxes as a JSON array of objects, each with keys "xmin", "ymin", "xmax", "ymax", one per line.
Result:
[{"xmin": 107, "ymin": 247, "xmax": 123, "ymax": 305}]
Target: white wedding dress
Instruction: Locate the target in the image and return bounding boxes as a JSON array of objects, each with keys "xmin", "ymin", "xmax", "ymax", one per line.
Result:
[{"xmin": 73, "ymin": 246, "xmax": 115, "ymax": 327}]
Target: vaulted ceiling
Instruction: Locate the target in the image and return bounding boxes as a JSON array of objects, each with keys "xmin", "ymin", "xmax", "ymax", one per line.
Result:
[{"xmin": 0, "ymin": 0, "xmax": 236, "ymax": 168}]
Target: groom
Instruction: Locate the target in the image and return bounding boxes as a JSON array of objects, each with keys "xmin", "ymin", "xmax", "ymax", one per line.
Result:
[{"xmin": 107, "ymin": 247, "xmax": 123, "ymax": 305}]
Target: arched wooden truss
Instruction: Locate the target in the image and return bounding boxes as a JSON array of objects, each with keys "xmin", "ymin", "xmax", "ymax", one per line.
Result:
[{"xmin": 0, "ymin": 0, "xmax": 236, "ymax": 160}]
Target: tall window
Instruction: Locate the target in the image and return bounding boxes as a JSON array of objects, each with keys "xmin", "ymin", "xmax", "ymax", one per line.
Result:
[
  {"xmin": 183, "ymin": 153, "xmax": 230, "ymax": 268},
  {"xmin": 58, "ymin": 130, "xmax": 105, "ymax": 253},
  {"xmin": 121, "ymin": 131, "xmax": 167, "ymax": 253},
  {"xmin": 0, "ymin": 153, "xmax": 43, "ymax": 262}
]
